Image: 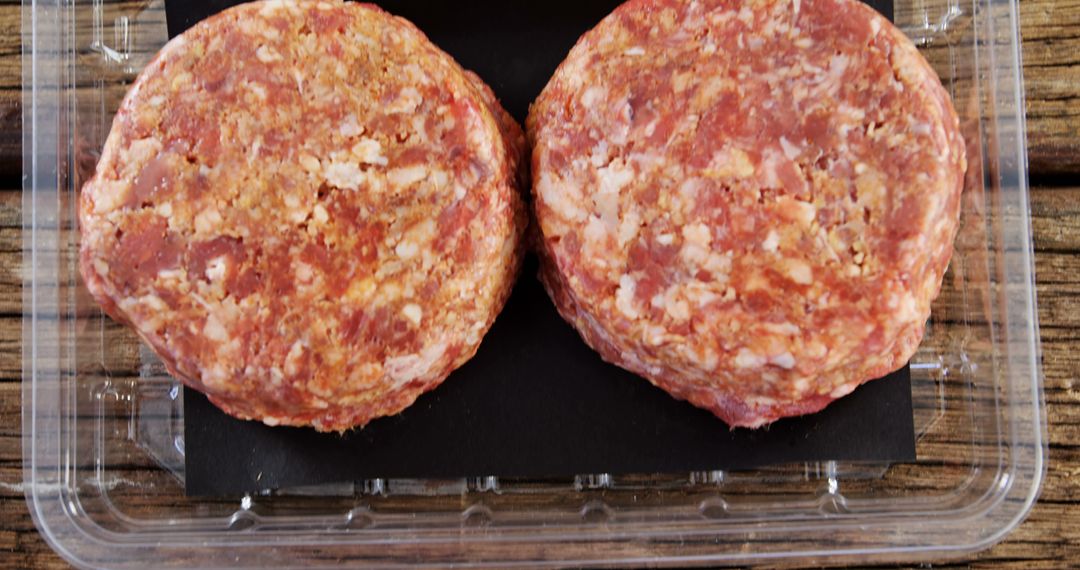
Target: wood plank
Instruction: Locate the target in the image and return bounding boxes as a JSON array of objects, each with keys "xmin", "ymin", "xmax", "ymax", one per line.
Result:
[{"xmin": 1021, "ymin": 0, "xmax": 1080, "ymax": 176}]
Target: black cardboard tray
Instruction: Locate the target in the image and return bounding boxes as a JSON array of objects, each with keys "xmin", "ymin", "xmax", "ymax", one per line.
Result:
[{"xmin": 170, "ymin": 0, "xmax": 915, "ymax": 497}]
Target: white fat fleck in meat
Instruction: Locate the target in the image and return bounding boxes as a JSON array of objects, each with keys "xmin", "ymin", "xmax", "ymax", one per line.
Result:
[
  {"xmin": 782, "ymin": 259, "xmax": 814, "ymax": 285},
  {"xmin": 394, "ymin": 240, "xmax": 419, "ymax": 259},
  {"xmin": 387, "ymin": 165, "xmax": 428, "ymax": 188},
  {"xmin": 246, "ymin": 82, "xmax": 268, "ymax": 101},
  {"xmin": 703, "ymin": 251, "xmax": 734, "ymax": 276},
  {"xmin": 624, "ymin": 46, "xmax": 646, "ymax": 56},
  {"xmin": 663, "ymin": 288, "xmax": 691, "ymax": 321},
  {"xmin": 792, "ymin": 0, "xmax": 801, "ymax": 17},
  {"xmin": 123, "ymin": 139, "xmax": 163, "ymax": 176},
  {"xmin": 312, "ymin": 203, "xmax": 329, "ymax": 224},
  {"xmin": 771, "ymin": 352, "xmax": 796, "ymax": 369},
  {"xmin": 593, "ymin": 192, "xmax": 620, "ymax": 229},
  {"xmin": 384, "ymin": 342, "xmax": 447, "ymax": 387},
  {"xmin": 351, "ymin": 137, "xmax": 387, "ymax": 165},
  {"xmin": 615, "ymin": 274, "xmax": 641, "ymax": 319},
  {"xmin": 394, "ymin": 219, "xmax": 436, "ymax": 260},
  {"xmin": 644, "ymin": 325, "xmax": 667, "ymax": 346},
  {"xmin": 194, "ymin": 207, "xmax": 223, "ymax": 234},
  {"xmin": 140, "ymin": 294, "xmax": 168, "ymax": 312},
  {"xmin": 911, "ymin": 121, "xmax": 932, "ymax": 136},
  {"xmin": 763, "ymin": 321, "xmax": 801, "ymax": 336},
  {"xmin": 711, "ymin": 147, "xmax": 755, "ymax": 178},
  {"xmin": 830, "ymin": 382, "xmax": 858, "ymax": 399},
  {"xmin": 680, "ymin": 223, "xmax": 713, "ymax": 266},
  {"xmin": 656, "ymin": 233, "xmax": 675, "ymax": 246},
  {"xmin": 580, "ymin": 86, "xmax": 606, "ymax": 108},
  {"xmin": 690, "ymin": 286, "xmax": 719, "ymax": 307},
  {"xmin": 837, "ymin": 103, "xmax": 867, "ymax": 123},
  {"xmin": 294, "ymin": 260, "xmax": 314, "ymax": 283},
  {"xmin": 583, "ymin": 216, "xmax": 608, "ymax": 246},
  {"xmin": 170, "ymin": 71, "xmax": 193, "ymax": 91},
  {"xmin": 819, "ymin": 53, "xmax": 851, "ymax": 95},
  {"xmin": 410, "ymin": 115, "xmax": 430, "ymax": 143},
  {"xmin": 759, "ymin": 150, "xmax": 788, "ymax": 188},
  {"xmin": 292, "ymin": 69, "xmax": 305, "ymax": 95},
  {"xmin": 401, "ymin": 303, "xmax": 423, "ymax": 326},
  {"xmin": 538, "ymin": 172, "xmax": 587, "ymax": 223},
  {"xmin": 870, "ymin": 17, "xmax": 882, "ymax": 35},
  {"xmin": 203, "ymin": 313, "xmax": 229, "ymax": 343},
  {"xmin": 205, "ymin": 256, "xmax": 228, "ymax": 282},
  {"xmin": 682, "ymin": 223, "xmax": 712, "ymax": 247},
  {"xmin": 762, "ymin": 230, "xmax": 780, "ymax": 252},
  {"xmin": 268, "ymin": 366, "xmax": 284, "ymax": 386},
  {"xmin": 255, "ymin": 44, "xmax": 282, "ymax": 63},
  {"xmin": 299, "ymin": 153, "xmax": 321, "ymax": 173},
  {"xmin": 778, "ymin": 196, "xmax": 817, "ymax": 226},
  {"xmin": 339, "ymin": 114, "xmax": 363, "ymax": 137},
  {"xmin": 93, "ymin": 258, "xmax": 110, "ymax": 278},
  {"xmin": 202, "ymin": 363, "xmax": 230, "ymax": 391},
  {"xmin": 283, "ymin": 340, "xmax": 306, "ymax": 376},
  {"xmin": 896, "ymin": 291, "xmax": 919, "ymax": 321},
  {"xmin": 589, "ymin": 140, "xmax": 611, "ymax": 167},
  {"xmin": 779, "ymin": 136, "xmax": 801, "ymax": 160},
  {"xmin": 617, "ymin": 209, "xmax": 642, "ymax": 247},
  {"xmin": 596, "ymin": 160, "xmax": 634, "ymax": 195},
  {"xmin": 792, "ymin": 377, "xmax": 811, "ymax": 395},
  {"xmin": 157, "ymin": 268, "xmax": 184, "ymax": 281},
  {"xmin": 678, "ymin": 177, "xmax": 703, "ymax": 202},
  {"xmin": 325, "ymin": 160, "xmax": 367, "ymax": 190},
  {"xmin": 387, "ymin": 87, "xmax": 422, "ymax": 114},
  {"xmin": 734, "ymin": 348, "xmax": 766, "ymax": 369},
  {"xmin": 430, "ymin": 169, "xmax": 449, "ymax": 190}
]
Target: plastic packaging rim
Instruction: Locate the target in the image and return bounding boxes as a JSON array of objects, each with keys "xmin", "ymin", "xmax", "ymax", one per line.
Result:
[{"xmin": 19, "ymin": 0, "xmax": 1046, "ymax": 567}]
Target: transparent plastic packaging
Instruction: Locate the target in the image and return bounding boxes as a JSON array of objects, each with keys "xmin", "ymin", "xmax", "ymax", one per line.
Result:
[{"xmin": 22, "ymin": 0, "xmax": 1044, "ymax": 567}]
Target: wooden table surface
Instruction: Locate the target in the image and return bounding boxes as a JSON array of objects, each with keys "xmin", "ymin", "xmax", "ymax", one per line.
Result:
[{"xmin": 1, "ymin": 0, "xmax": 1079, "ymax": 567}]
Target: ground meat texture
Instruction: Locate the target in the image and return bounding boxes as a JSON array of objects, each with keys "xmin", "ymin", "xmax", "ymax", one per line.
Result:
[
  {"xmin": 528, "ymin": 0, "xmax": 965, "ymax": 428},
  {"xmin": 80, "ymin": 0, "xmax": 527, "ymax": 432}
]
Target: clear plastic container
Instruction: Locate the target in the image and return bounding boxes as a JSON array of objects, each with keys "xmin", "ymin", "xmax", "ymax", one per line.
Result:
[{"xmin": 22, "ymin": 0, "xmax": 1045, "ymax": 567}]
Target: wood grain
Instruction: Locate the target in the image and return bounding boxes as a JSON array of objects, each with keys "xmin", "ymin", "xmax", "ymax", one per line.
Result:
[
  {"xmin": 3, "ymin": 0, "xmax": 1080, "ymax": 567},
  {"xmin": 1021, "ymin": 0, "xmax": 1080, "ymax": 177},
  {"xmin": 0, "ymin": 0, "xmax": 20, "ymax": 184}
]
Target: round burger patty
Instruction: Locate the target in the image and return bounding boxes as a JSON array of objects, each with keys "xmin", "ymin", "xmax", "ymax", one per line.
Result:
[
  {"xmin": 80, "ymin": 0, "xmax": 527, "ymax": 432},
  {"xmin": 529, "ymin": 0, "xmax": 965, "ymax": 427}
]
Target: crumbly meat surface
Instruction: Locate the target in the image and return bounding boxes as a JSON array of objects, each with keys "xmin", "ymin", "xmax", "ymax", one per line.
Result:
[
  {"xmin": 529, "ymin": 0, "xmax": 966, "ymax": 428},
  {"xmin": 80, "ymin": 0, "xmax": 527, "ymax": 432}
]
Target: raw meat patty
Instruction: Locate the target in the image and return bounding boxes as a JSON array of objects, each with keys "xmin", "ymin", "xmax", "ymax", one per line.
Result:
[
  {"xmin": 528, "ymin": 0, "xmax": 965, "ymax": 428},
  {"xmin": 80, "ymin": 0, "xmax": 527, "ymax": 432}
]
